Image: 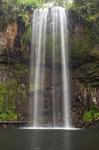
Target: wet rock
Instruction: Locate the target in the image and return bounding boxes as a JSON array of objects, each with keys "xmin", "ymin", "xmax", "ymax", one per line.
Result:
[{"xmin": 0, "ymin": 23, "xmax": 17, "ymax": 50}]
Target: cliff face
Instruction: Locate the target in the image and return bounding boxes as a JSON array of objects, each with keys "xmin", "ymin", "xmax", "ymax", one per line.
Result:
[
  {"xmin": 68, "ymin": 4, "xmax": 99, "ymax": 127},
  {"xmin": 0, "ymin": 23, "xmax": 17, "ymax": 50},
  {"xmin": 0, "ymin": 10, "xmax": 30, "ymax": 121}
]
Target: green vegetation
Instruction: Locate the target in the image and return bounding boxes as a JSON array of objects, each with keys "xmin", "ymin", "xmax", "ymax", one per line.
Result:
[
  {"xmin": 2, "ymin": 0, "xmax": 44, "ymax": 8},
  {"xmin": 0, "ymin": 111, "xmax": 21, "ymax": 121},
  {"xmin": 83, "ymin": 106, "xmax": 99, "ymax": 122},
  {"xmin": 15, "ymin": 0, "xmax": 43, "ymax": 7},
  {"xmin": 0, "ymin": 0, "xmax": 30, "ymax": 122},
  {"xmin": 0, "ymin": 0, "xmax": 44, "ymax": 31},
  {"xmin": 72, "ymin": 0, "xmax": 99, "ymax": 37},
  {"xmin": 69, "ymin": 0, "xmax": 99, "ymax": 65},
  {"xmin": 0, "ymin": 64, "xmax": 28, "ymax": 121}
]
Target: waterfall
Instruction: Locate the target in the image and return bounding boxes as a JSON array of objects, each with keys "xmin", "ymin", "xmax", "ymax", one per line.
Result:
[
  {"xmin": 30, "ymin": 6, "xmax": 72, "ymax": 129},
  {"xmin": 59, "ymin": 8, "xmax": 71, "ymax": 128}
]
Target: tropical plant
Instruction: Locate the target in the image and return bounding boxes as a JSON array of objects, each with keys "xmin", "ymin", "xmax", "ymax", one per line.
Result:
[
  {"xmin": 83, "ymin": 106, "xmax": 99, "ymax": 122},
  {"xmin": 0, "ymin": 111, "xmax": 21, "ymax": 121}
]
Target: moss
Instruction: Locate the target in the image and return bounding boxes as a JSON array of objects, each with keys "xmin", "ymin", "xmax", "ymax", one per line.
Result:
[
  {"xmin": 0, "ymin": 63, "xmax": 28, "ymax": 115},
  {"xmin": 0, "ymin": 84, "xmax": 7, "ymax": 112},
  {"xmin": 21, "ymin": 25, "xmax": 32, "ymax": 46}
]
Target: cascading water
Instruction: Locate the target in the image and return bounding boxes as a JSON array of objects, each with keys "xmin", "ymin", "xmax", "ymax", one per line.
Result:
[{"xmin": 30, "ymin": 5, "xmax": 72, "ymax": 129}]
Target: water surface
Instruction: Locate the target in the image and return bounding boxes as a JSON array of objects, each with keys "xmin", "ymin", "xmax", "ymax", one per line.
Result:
[{"xmin": 0, "ymin": 130, "xmax": 99, "ymax": 150}]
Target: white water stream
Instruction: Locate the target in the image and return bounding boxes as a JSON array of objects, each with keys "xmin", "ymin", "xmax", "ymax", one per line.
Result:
[{"xmin": 30, "ymin": 5, "xmax": 72, "ymax": 129}]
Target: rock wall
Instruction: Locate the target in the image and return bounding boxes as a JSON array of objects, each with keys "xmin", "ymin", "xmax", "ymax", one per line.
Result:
[
  {"xmin": 0, "ymin": 23, "xmax": 17, "ymax": 49},
  {"xmin": 68, "ymin": 7, "xmax": 99, "ymax": 127},
  {"xmin": 0, "ymin": 17, "xmax": 30, "ymax": 121}
]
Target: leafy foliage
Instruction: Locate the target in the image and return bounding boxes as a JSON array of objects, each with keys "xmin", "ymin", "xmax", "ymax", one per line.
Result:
[
  {"xmin": 83, "ymin": 106, "xmax": 99, "ymax": 122},
  {"xmin": 2, "ymin": 0, "xmax": 44, "ymax": 8},
  {"xmin": 0, "ymin": 111, "xmax": 21, "ymax": 121},
  {"xmin": 72, "ymin": 0, "xmax": 99, "ymax": 25},
  {"xmin": 0, "ymin": 0, "xmax": 44, "ymax": 30},
  {"xmin": 16, "ymin": 0, "xmax": 44, "ymax": 8},
  {"xmin": 69, "ymin": 0, "xmax": 99, "ymax": 62},
  {"xmin": 0, "ymin": 64, "xmax": 28, "ymax": 115}
]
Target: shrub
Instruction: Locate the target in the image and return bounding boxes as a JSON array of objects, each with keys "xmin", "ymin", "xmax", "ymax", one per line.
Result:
[
  {"xmin": 0, "ymin": 111, "xmax": 21, "ymax": 121},
  {"xmin": 83, "ymin": 106, "xmax": 99, "ymax": 122}
]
